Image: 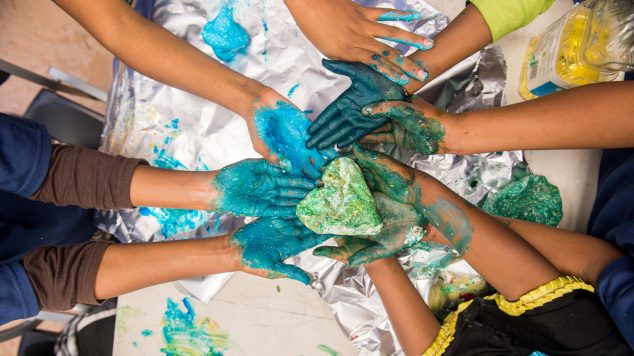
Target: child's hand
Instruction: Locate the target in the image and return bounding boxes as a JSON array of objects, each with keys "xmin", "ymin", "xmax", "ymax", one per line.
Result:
[
  {"xmin": 351, "ymin": 145, "xmax": 420, "ymax": 207},
  {"xmin": 314, "ymin": 192, "xmax": 427, "ymax": 266},
  {"xmin": 245, "ymin": 88, "xmax": 337, "ymax": 179},
  {"xmin": 306, "ymin": 60, "xmax": 409, "ymax": 150},
  {"xmin": 285, "ymin": 0, "xmax": 432, "ymax": 86},
  {"xmin": 230, "ymin": 218, "xmax": 330, "ymax": 284},
  {"xmin": 209, "ymin": 159, "xmax": 316, "ymax": 217},
  {"xmin": 361, "ymin": 99, "xmax": 455, "ymax": 155}
]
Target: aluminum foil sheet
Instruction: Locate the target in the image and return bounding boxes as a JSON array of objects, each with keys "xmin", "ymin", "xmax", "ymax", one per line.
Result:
[{"xmin": 97, "ymin": 0, "xmax": 516, "ymax": 353}]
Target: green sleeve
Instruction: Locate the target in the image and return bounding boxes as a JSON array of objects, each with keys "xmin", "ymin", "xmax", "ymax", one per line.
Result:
[{"xmin": 469, "ymin": 0, "xmax": 556, "ymax": 42}]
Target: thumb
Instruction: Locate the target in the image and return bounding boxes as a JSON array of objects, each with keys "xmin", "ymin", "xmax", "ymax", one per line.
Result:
[
  {"xmin": 322, "ymin": 59, "xmax": 360, "ymax": 78},
  {"xmin": 272, "ymin": 262, "xmax": 311, "ymax": 285},
  {"xmin": 349, "ymin": 245, "xmax": 394, "ymax": 267}
]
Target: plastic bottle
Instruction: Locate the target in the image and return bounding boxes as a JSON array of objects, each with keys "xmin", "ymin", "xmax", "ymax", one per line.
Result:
[{"xmin": 519, "ymin": 0, "xmax": 634, "ymax": 100}]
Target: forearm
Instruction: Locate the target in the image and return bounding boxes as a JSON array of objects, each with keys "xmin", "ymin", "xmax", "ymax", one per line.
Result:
[
  {"xmin": 54, "ymin": 0, "xmax": 265, "ymax": 118},
  {"xmin": 450, "ymin": 81, "xmax": 634, "ymax": 154},
  {"xmin": 129, "ymin": 165, "xmax": 219, "ymax": 210},
  {"xmin": 494, "ymin": 216, "xmax": 625, "ymax": 285},
  {"xmin": 404, "ymin": 4, "xmax": 491, "ymax": 94},
  {"xmin": 365, "ymin": 258, "xmax": 439, "ymax": 355},
  {"xmin": 413, "ymin": 175, "xmax": 560, "ymax": 300},
  {"xmin": 95, "ymin": 236, "xmax": 239, "ymax": 299}
]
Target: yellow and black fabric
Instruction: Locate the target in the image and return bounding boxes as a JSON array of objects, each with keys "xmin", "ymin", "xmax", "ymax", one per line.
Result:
[{"xmin": 423, "ymin": 276, "xmax": 633, "ymax": 356}]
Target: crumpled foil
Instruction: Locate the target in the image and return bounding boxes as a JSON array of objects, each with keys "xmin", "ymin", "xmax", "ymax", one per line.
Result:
[{"xmin": 97, "ymin": 0, "xmax": 516, "ymax": 353}]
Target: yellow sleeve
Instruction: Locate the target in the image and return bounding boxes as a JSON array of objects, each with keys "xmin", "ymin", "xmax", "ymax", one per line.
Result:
[{"xmin": 469, "ymin": 0, "xmax": 556, "ymax": 42}]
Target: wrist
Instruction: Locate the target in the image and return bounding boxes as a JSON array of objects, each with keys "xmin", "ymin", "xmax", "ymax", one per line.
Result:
[
  {"xmin": 188, "ymin": 171, "xmax": 221, "ymax": 210},
  {"xmin": 232, "ymin": 79, "xmax": 269, "ymax": 119},
  {"xmin": 365, "ymin": 257, "xmax": 400, "ymax": 274},
  {"xmin": 201, "ymin": 235, "xmax": 243, "ymax": 273}
]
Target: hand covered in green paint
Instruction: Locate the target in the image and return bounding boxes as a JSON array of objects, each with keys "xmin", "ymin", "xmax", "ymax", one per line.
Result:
[
  {"xmin": 209, "ymin": 159, "xmax": 316, "ymax": 217},
  {"xmin": 361, "ymin": 99, "xmax": 452, "ymax": 155},
  {"xmin": 351, "ymin": 145, "xmax": 420, "ymax": 207},
  {"xmin": 306, "ymin": 60, "xmax": 410, "ymax": 150},
  {"xmin": 314, "ymin": 192, "xmax": 427, "ymax": 266},
  {"xmin": 230, "ymin": 218, "xmax": 330, "ymax": 284},
  {"xmin": 284, "ymin": 0, "xmax": 432, "ymax": 86},
  {"xmin": 246, "ymin": 88, "xmax": 337, "ymax": 179}
]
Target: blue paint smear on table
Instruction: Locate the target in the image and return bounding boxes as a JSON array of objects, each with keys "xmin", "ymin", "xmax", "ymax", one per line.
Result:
[
  {"xmin": 142, "ymin": 329, "xmax": 154, "ymax": 337},
  {"xmin": 161, "ymin": 297, "xmax": 228, "ymax": 356},
  {"xmin": 139, "ymin": 118, "xmax": 214, "ymax": 238},
  {"xmin": 202, "ymin": 2, "xmax": 250, "ymax": 63},
  {"xmin": 287, "ymin": 83, "xmax": 300, "ymax": 98}
]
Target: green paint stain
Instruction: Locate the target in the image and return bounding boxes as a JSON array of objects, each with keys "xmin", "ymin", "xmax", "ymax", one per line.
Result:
[
  {"xmin": 483, "ymin": 175, "xmax": 563, "ymax": 226},
  {"xmin": 142, "ymin": 329, "xmax": 154, "ymax": 337},
  {"xmin": 115, "ymin": 305, "xmax": 142, "ymax": 335},
  {"xmin": 363, "ymin": 105, "xmax": 445, "ymax": 155},
  {"xmin": 317, "ymin": 344, "xmax": 340, "ymax": 356},
  {"xmin": 423, "ymin": 199, "xmax": 472, "ymax": 254},
  {"xmin": 161, "ymin": 298, "xmax": 229, "ymax": 356},
  {"xmin": 296, "ymin": 157, "xmax": 382, "ymax": 235}
]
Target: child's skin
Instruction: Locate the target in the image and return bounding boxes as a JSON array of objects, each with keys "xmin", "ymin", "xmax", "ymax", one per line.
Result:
[
  {"xmin": 363, "ymin": 81, "xmax": 634, "ymax": 155},
  {"xmin": 336, "ymin": 147, "xmax": 625, "ymax": 355}
]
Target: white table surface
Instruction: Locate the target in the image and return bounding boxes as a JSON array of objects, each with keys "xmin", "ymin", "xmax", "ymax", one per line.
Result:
[{"xmin": 113, "ymin": 1, "xmax": 601, "ymax": 355}]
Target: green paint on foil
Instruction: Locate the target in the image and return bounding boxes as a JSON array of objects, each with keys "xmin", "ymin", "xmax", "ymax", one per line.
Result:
[
  {"xmin": 483, "ymin": 175, "xmax": 563, "ymax": 226},
  {"xmin": 296, "ymin": 157, "xmax": 382, "ymax": 235}
]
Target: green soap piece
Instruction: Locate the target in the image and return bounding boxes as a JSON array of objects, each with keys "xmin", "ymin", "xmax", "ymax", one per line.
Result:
[
  {"xmin": 483, "ymin": 175, "xmax": 563, "ymax": 226},
  {"xmin": 296, "ymin": 157, "xmax": 383, "ymax": 235}
]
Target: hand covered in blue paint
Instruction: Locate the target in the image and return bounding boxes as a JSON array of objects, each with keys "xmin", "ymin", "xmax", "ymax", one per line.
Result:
[
  {"xmin": 285, "ymin": 0, "xmax": 432, "ymax": 85},
  {"xmin": 246, "ymin": 89, "xmax": 338, "ymax": 179},
  {"xmin": 305, "ymin": 60, "xmax": 409, "ymax": 150},
  {"xmin": 230, "ymin": 218, "xmax": 330, "ymax": 284},
  {"xmin": 209, "ymin": 159, "xmax": 316, "ymax": 217},
  {"xmin": 314, "ymin": 192, "xmax": 428, "ymax": 266}
]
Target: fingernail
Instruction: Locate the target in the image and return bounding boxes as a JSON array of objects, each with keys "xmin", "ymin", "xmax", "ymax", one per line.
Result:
[
  {"xmin": 422, "ymin": 38, "xmax": 434, "ymax": 49},
  {"xmin": 417, "ymin": 69, "xmax": 428, "ymax": 80},
  {"xmin": 362, "ymin": 105, "xmax": 375, "ymax": 115}
]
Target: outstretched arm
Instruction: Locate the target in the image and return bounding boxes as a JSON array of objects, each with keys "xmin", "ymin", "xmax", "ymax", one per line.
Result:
[
  {"xmin": 366, "ymin": 258, "xmax": 440, "ymax": 356},
  {"xmin": 353, "ymin": 146, "xmax": 561, "ymax": 301},
  {"xmin": 363, "ymin": 81, "xmax": 634, "ymax": 155},
  {"xmin": 53, "ymin": 0, "xmax": 265, "ymax": 119},
  {"xmin": 494, "ymin": 217, "xmax": 625, "ymax": 285}
]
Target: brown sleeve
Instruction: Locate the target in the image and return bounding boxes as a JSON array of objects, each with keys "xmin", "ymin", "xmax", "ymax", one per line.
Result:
[
  {"xmin": 22, "ymin": 241, "xmax": 113, "ymax": 310},
  {"xmin": 30, "ymin": 144, "xmax": 148, "ymax": 209}
]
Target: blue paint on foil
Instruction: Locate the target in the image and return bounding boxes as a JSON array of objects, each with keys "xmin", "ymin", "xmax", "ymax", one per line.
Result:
[
  {"xmin": 202, "ymin": 4, "xmax": 250, "ymax": 63},
  {"xmin": 287, "ymin": 83, "xmax": 300, "ymax": 98}
]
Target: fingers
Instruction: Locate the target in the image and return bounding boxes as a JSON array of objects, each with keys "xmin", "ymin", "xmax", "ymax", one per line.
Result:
[
  {"xmin": 360, "ymin": 132, "xmax": 395, "ymax": 144},
  {"xmin": 277, "ymin": 187, "xmax": 312, "ymax": 199},
  {"xmin": 306, "ymin": 118, "xmax": 347, "ymax": 149},
  {"xmin": 301, "ymin": 160, "xmax": 322, "ymax": 180},
  {"xmin": 364, "ymin": 48, "xmax": 411, "ymax": 86},
  {"xmin": 349, "ymin": 245, "xmax": 393, "ymax": 266},
  {"xmin": 322, "ymin": 59, "xmax": 363, "ymax": 78},
  {"xmin": 307, "ymin": 100, "xmax": 340, "ymax": 136},
  {"xmin": 273, "ymin": 175, "xmax": 317, "ymax": 190},
  {"xmin": 373, "ymin": 24, "xmax": 434, "ymax": 51},
  {"xmin": 272, "ymin": 262, "xmax": 311, "ymax": 285},
  {"xmin": 298, "ymin": 232, "xmax": 331, "ymax": 250},
  {"xmin": 261, "ymin": 205, "xmax": 297, "ymax": 217},
  {"xmin": 352, "ymin": 144, "xmax": 412, "ymax": 178},
  {"xmin": 366, "ymin": 43, "xmax": 428, "ymax": 83},
  {"xmin": 366, "ymin": 8, "xmax": 422, "ymax": 22},
  {"xmin": 312, "ymin": 245, "xmax": 351, "ymax": 263},
  {"xmin": 316, "ymin": 125, "xmax": 356, "ymax": 150}
]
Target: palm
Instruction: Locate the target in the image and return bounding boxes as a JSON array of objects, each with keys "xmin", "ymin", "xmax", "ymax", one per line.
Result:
[
  {"xmin": 248, "ymin": 90, "xmax": 337, "ymax": 179},
  {"xmin": 230, "ymin": 218, "xmax": 330, "ymax": 284},
  {"xmin": 212, "ymin": 159, "xmax": 315, "ymax": 217},
  {"xmin": 306, "ymin": 60, "xmax": 408, "ymax": 150}
]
